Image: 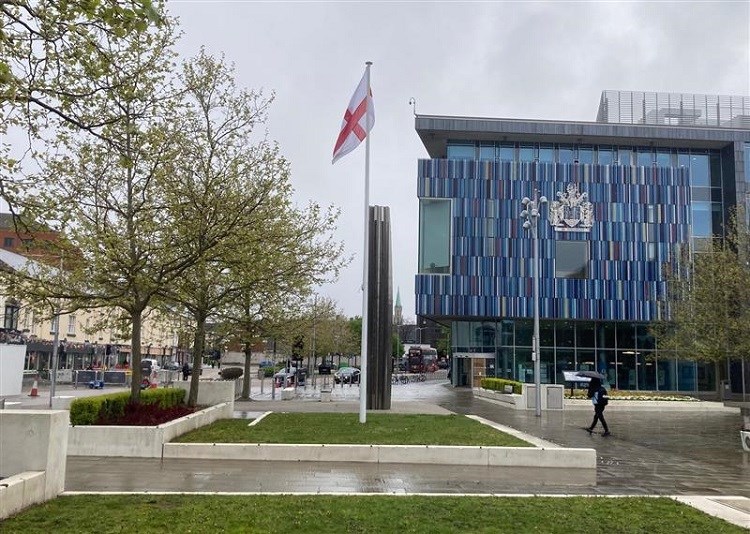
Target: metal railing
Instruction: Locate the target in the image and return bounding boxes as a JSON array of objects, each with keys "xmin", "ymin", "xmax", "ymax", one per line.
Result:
[{"xmin": 596, "ymin": 90, "xmax": 750, "ymax": 129}]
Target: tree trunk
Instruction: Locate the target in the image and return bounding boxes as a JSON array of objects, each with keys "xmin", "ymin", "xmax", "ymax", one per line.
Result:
[
  {"xmin": 129, "ymin": 310, "xmax": 143, "ymax": 402},
  {"xmin": 241, "ymin": 341, "xmax": 252, "ymax": 399},
  {"xmin": 188, "ymin": 314, "xmax": 206, "ymax": 407}
]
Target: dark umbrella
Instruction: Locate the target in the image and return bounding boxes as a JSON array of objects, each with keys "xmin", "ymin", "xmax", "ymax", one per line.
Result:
[{"xmin": 576, "ymin": 370, "xmax": 605, "ymax": 380}]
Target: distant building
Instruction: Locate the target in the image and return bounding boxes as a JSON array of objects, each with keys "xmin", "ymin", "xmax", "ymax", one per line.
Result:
[
  {"xmin": 414, "ymin": 90, "xmax": 750, "ymax": 395},
  {"xmin": 0, "ymin": 213, "xmax": 62, "ymax": 264},
  {"xmin": 393, "ymin": 288, "xmax": 403, "ymax": 325}
]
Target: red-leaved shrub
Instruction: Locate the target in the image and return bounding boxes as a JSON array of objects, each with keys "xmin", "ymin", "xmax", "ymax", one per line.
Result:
[{"xmin": 96, "ymin": 402, "xmax": 197, "ymax": 426}]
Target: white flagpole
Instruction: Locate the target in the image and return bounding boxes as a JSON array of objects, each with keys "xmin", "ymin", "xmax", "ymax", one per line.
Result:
[{"xmin": 359, "ymin": 61, "xmax": 372, "ymax": 424}]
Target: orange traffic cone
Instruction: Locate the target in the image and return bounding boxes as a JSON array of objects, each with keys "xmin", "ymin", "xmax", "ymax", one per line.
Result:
[{"xmin": 28, "ymin": 376, "xmax": 39, "ymax": 397}]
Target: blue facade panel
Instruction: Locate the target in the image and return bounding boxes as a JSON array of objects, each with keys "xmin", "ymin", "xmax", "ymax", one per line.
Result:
[{"xmin": 415, "ymin": 159, "xmax": 691, "ymax": 322}]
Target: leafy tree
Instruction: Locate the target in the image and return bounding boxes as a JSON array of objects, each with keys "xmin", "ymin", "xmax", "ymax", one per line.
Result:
[
  {"xmin": 652, "ymin": 208, "xmax": 750, "ymax": 375},
  {"xmin": 0, "ymin": 0, "xmax": 161, "ymax": 215},
  {"xmin": 7, "ymin": 16, "xmax": 242, "ymax": 402},
  {"xmin": 435, "ymin": 324, "xmax": 452, "ymax": 358},
  {"xmin": 391, "ymin": 332, "xmax": 402, "ymax": 358},
  {"xmin": 154, "ymin": 50, "xmax": 287, "ymax": 406}
]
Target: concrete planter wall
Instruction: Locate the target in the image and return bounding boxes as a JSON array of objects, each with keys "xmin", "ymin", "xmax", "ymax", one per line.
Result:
[
  {"xmin": 0, "ymin": 344, "xmax": 27, "ymax": 396},
  {"xmin": 0, "ymin": 410, "xmax": 69, "ymax": 519},
  {"xmin": 173, "ymin": 380, "xmax": 236, "ymax": 408},
  {"xmin": 67, "ymin": 402, "xmax": 232, "ymax": 458},
  {"xmin": 163, "ymin": 442, "xmax": 596, "ymax": 469}
]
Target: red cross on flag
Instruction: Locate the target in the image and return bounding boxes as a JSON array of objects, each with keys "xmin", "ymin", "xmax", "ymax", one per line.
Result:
[{"xmin": 332, "ymin": 69, "xmax": 374, "ymax": 164}]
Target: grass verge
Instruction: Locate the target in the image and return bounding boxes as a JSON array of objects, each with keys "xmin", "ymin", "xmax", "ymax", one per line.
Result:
[
  {"xmin": 3, "ymin": 495, "xmax": 744, "ymax": 533},
  {"xmin": 172, "ymin": 413, "xmax": 532, "ymax": 446}
]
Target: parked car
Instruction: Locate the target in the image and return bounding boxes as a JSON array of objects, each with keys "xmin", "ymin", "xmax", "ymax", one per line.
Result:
[
  {"xmin": 259, "ymin": 360, "xmax": 276, "ymax": 369},
  {"xmin": 140, "ymin": 358, "xmax": 160, "ymax": 374},
  {"xmin": 334, "ymin": 367, "xmax": 360, "ymax": 384},
  {"xmin": 163, "ymin": 361, "xmax": 181, "ymax": 371}
]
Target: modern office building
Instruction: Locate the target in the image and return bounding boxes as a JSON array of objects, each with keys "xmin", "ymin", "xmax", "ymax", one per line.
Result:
[{"xmin": 415, "ymin": 91, "xmax": 750, "ymax": 394}]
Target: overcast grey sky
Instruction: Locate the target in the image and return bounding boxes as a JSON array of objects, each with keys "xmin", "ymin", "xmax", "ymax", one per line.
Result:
[{"xmin": 169, "ymin": 0, "xmax": 749, "ymax": 322}]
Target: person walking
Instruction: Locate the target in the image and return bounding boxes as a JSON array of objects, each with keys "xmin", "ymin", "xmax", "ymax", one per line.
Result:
[
  {"xmin": 182, "ymin": 362, "xmax": 190, "ymax": 381},
  {"xmin": 585, "ymin": 377, "xmax": 610, "ymax": 436}
]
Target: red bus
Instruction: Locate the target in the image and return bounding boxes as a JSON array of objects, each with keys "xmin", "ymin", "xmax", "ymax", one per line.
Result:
[{"xmin": 406, "ymin": 346, "xmax": 438, "ymax": 373}]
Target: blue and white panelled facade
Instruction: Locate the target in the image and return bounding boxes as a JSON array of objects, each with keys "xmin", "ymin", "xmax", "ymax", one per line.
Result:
[{"xmin": 415, "ymin": 92, "xmax": 750, "ymax": 393}]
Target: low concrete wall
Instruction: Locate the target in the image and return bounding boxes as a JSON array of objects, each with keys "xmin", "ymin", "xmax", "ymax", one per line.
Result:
[
  {"xmin": 474, "ymin": 388, "xmax": 524, "ymax": 409},
  {"xmin": 0, "ymin": 471, "xmax": 46, "ymax": 520},
  {"xmin": 173, "ymin": 380, "xmax": 236, "ymax": 408},
  {"xmin": 68, "ymin": 402, "xmax": 232, "ymax": 458},
  {"xmin": 163, "ymin": 442, "xmax": 596, "ymax": 469},
  {"xmin": 0, "ymin": 410, "xmax": 68, "ymax": 498}
]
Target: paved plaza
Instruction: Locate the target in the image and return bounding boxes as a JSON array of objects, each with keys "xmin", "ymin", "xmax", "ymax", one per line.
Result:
[
  {"xmin": 5, "ymin": 375, "xmax": 748, "ymax": 526},
  {"xmin": 59, "ymin": 380, "xmax": 749, "ymax": 499}
]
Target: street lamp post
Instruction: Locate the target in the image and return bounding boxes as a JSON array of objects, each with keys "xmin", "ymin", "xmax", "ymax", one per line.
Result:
[{"xmin": 520, "ymin": 189, "xmax": 547, "ymax": 417}]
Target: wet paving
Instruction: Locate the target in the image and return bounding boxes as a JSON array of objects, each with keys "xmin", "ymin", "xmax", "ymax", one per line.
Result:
[
  {"xmin": 443, "ymin": 387, "xmax": 750, "ymax": 497},
  {"xmin": 65, "ymin": 457, "xmax": 595, "ymax": 494},
  {"xmin": 65, "ymin": 381, "xmax": 750, "ymax": 497}
]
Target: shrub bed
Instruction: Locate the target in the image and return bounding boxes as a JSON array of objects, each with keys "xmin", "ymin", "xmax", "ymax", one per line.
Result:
[
  {"xmin": 219, "ymin": 367, "xmax": 243, "ymax": 380},
  {"xmin": 96, "ymin": 402, "xmax": 196, "ymax": 426},
  {"xmin": 564, "ymin": 388, "xmax": 699, "ymax": 401},
  {"xmin": 70, "ymin": 388, "xmax": 187, "ymax": 425},
  {"xmin": 480, "ymin": 377, "xmax": 523, "ymax": 394}
]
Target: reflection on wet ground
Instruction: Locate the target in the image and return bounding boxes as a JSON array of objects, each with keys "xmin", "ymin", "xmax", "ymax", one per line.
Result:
[
  {"xmin": 66, "ymin": 381, "xmax": 750, "ymax": 496},
  {"xmin": 65, "ymin": 457, "xmax": 596, "ymax": 494}
]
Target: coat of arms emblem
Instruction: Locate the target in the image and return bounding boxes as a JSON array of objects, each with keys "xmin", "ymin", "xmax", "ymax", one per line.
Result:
[{"xmin": 548, "ymin": 183, "xmax": 593, "ymax": 232}]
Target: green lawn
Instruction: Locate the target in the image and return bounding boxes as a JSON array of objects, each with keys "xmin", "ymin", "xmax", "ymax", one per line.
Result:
[
  {"xmin": 172, "ymin": 413, "xmax": 532, "ymax": 447},
  {"xmin": 3, "ymin": 495, "xmax": 744, "ymax": 533}
]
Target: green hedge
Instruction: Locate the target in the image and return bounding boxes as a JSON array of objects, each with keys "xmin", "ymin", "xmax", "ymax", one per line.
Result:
[
  {"xmin": 70, "ymin": 388, "xmax": 186, "ymax": 426},
  {"xmin": 219, "ymin": 367, "xmax": 243, "ymax": 380},
  {"xmin": 480, "ymin": 378, "xmax": 523, "ymax": 395}
]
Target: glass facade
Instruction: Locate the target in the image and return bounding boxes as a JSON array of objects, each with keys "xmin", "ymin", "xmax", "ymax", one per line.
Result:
[
  {"xmin": 445, "ymin": 140, "xmax": 725, "ymax": 241},
  {"xmin": 452, "ymin": 319, "xmax": 715, "ymax": 392}
]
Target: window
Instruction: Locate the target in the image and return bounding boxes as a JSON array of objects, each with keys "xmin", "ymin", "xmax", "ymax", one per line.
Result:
[
  {"xmin": 418, "ymin": 199, "xmax": 451, "ymax": 274},
  {"xmin": 578, "ymin": 146, "xmax": 594, "ymax": 164},
  {"xmin": 709, "ymin": 152, "xmax": 722, "ymax": 187},
  {"xmin": 655, "ymin": 151, "xmax": 672, "ymax": 167},
  {"xmin": 21, "ymin": 309, "xmax": 31, "ymax": 331},
  {"xmin": 617, "ymin": 147, "xmax": 632, "ymax": 166},
  {"xmin": 637, "ymin": 148, "xmax": 654, "ymax": 167},
  {"xmin": 690, "ymin": 153, "xmax": 710, "ymax": 187},
  {"xmin": 3, "ymin": 237, "xmax": 14, "ymax": 248},
  {"xmin": 499, "ymin": 143, "xmax": 515, "ymax": 161},
  {"xmin": 447, "ymin": 142, "xmax": 475, "ymax": 160},
  {"xmin": 519, "ymin": 145, "xmax": 535, "ymax": 162},
  {"xmin": 597, "ymin": 146, "xmax": 613, "ymax": 165},
  {"xmin": 3, "ymin": 303, "xmax": 19, "ymax": 330},
  {"xmin": 677, "ymin": 152, "xmax": 690, "ymax": 168},
  {"xmin": 67, "ymin": 315, "xmax": 76, "ymax": 336},
  {"xmin": 690, "ymin": 201, "xmax": 722, "ymax": 239},
  {"xmin": 479, "ymin": 144, "xmax": 495, "ymax": 161},
  {"xmin": 555, "ymin": 241, "xmax": 589, "ymax": 279},
  {"xmin": 690, "ymin": 201, "xmax": 712, "ymax": 237},
  {"xmin": 538, "ymin": 144, "xmax": 554, "ymax": 163},
  {"xmin": 557, "ymin": 145, "xmax": 574, "ymax": 164}
]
